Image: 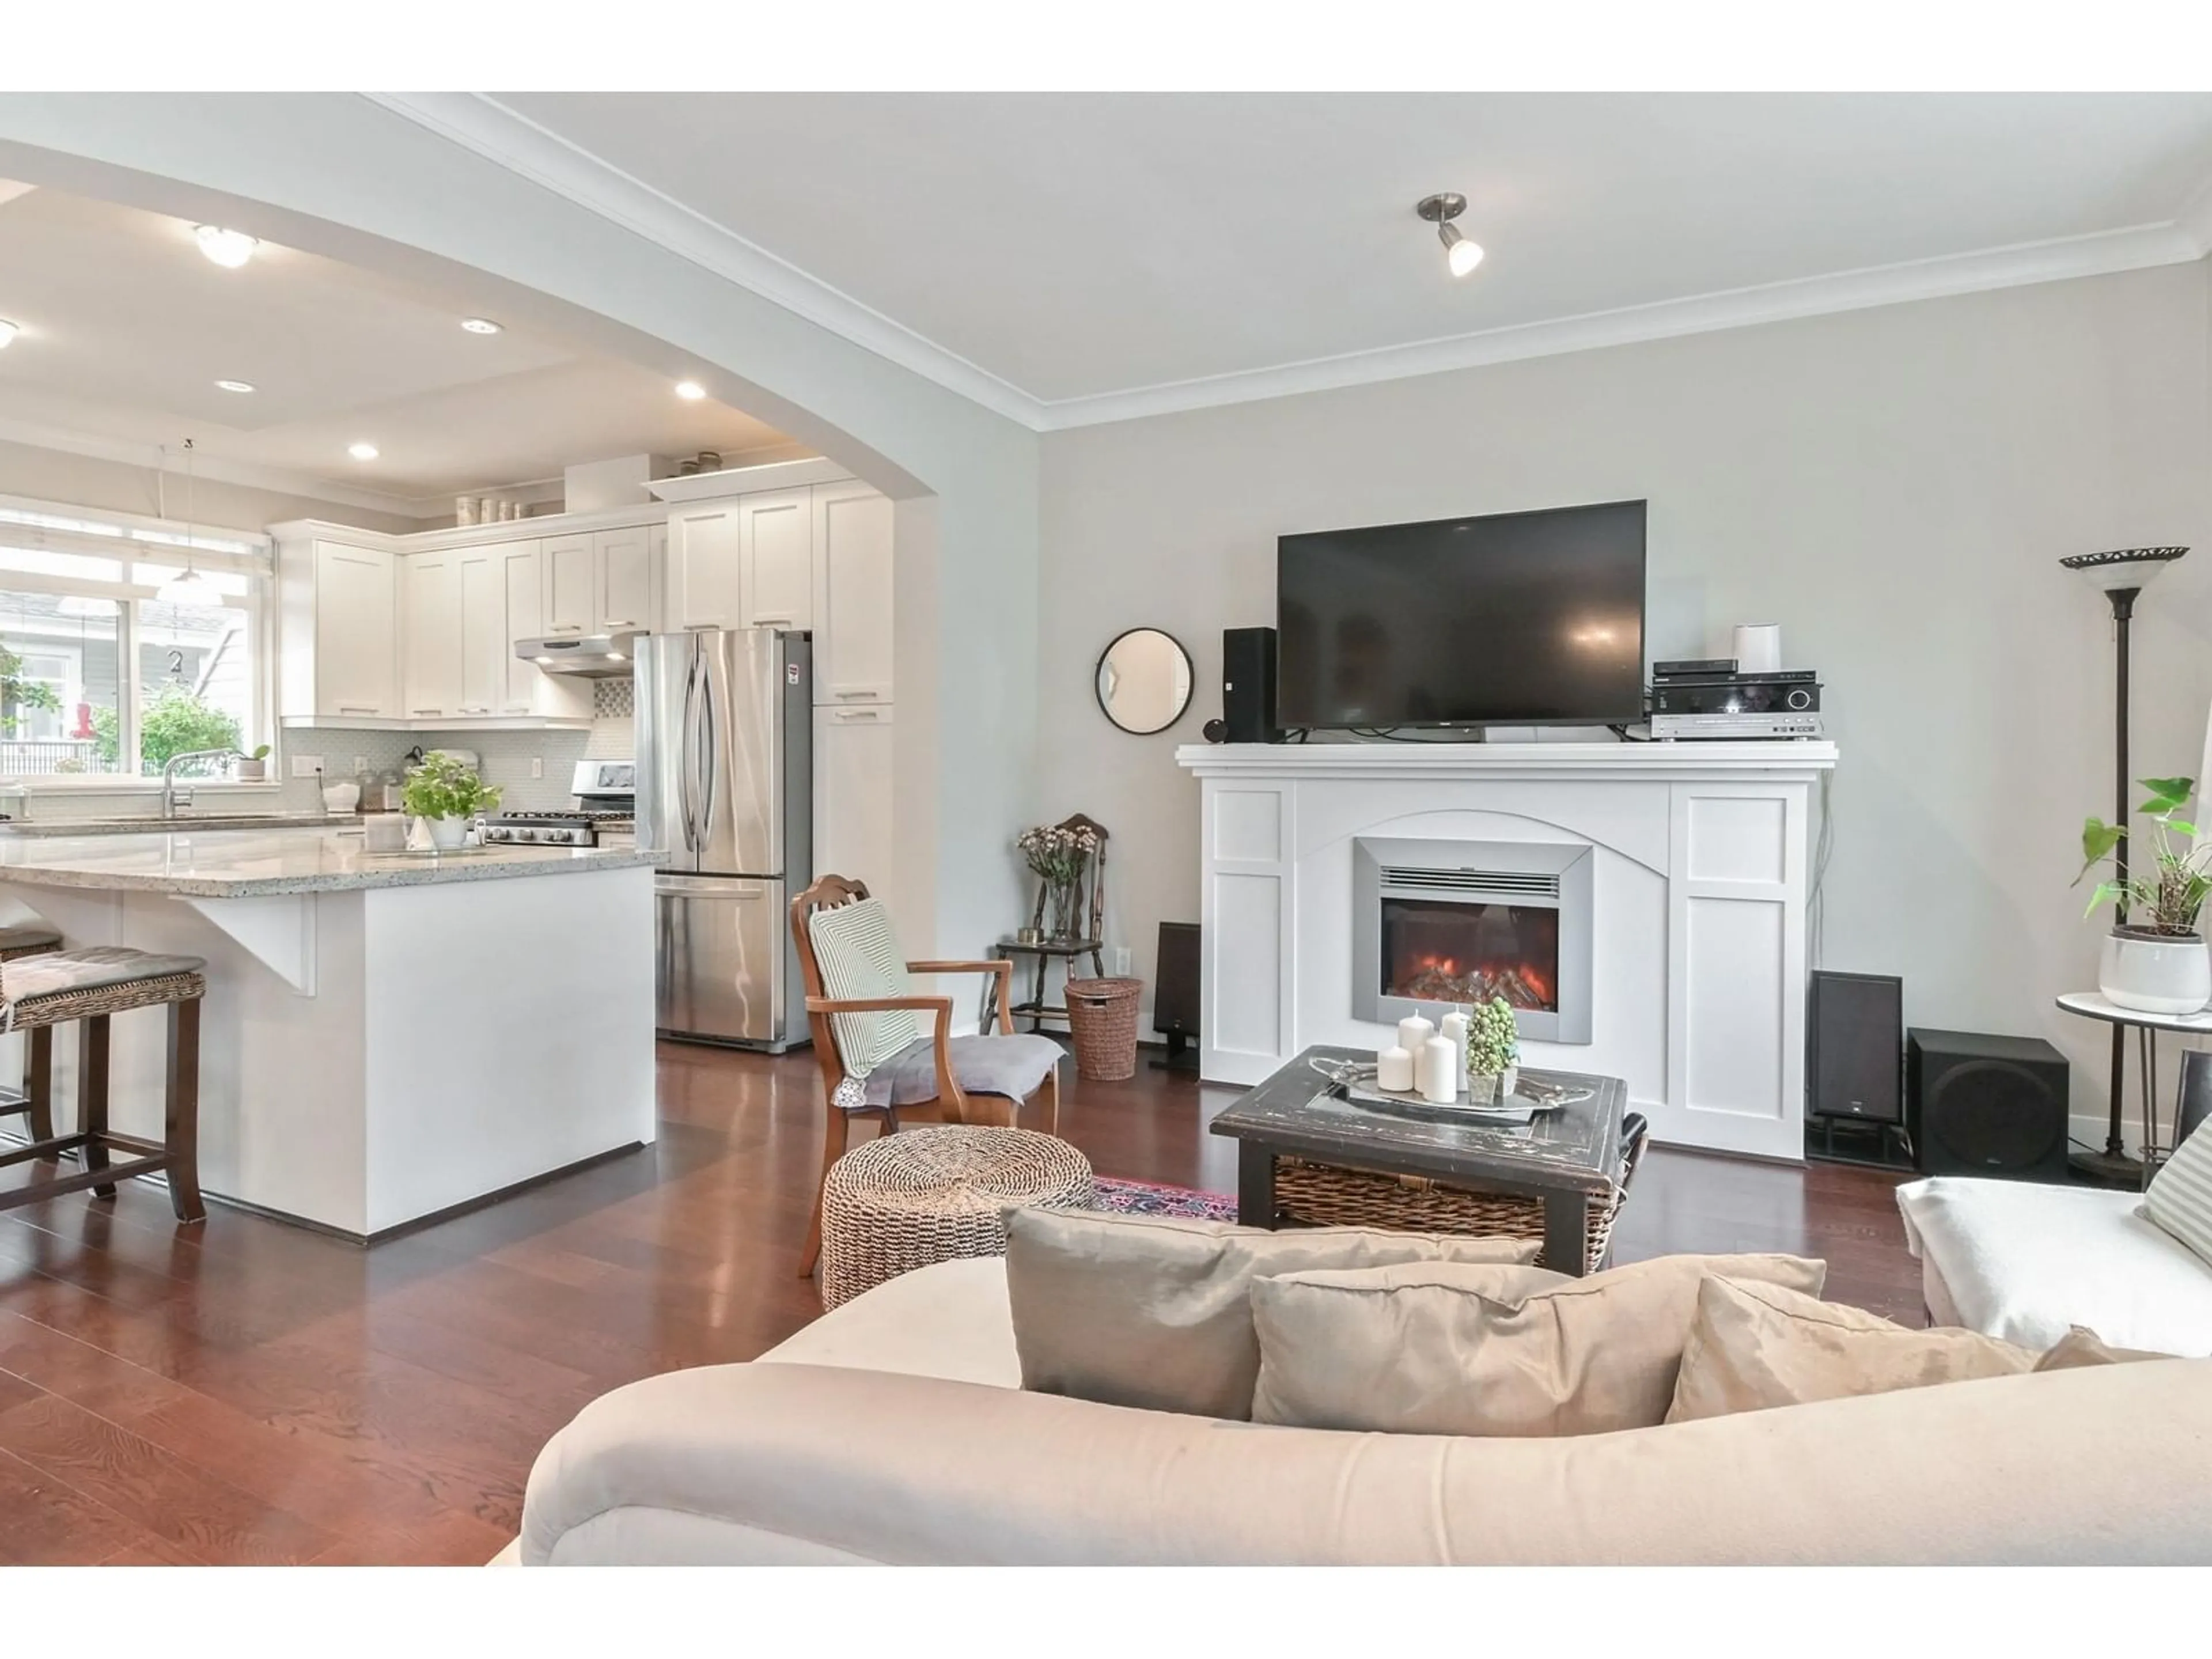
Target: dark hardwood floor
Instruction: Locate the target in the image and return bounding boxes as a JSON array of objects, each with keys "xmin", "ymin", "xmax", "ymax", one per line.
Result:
[{"xmin": 0, "ymin": 1043, "xmax": 1921, "ymax": 1565}]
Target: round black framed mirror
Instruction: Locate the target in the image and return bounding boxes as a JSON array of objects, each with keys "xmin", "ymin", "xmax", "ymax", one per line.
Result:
[{"xmin": 1094, "ymin": 627, "xmax": 1194, "ymax": 735}]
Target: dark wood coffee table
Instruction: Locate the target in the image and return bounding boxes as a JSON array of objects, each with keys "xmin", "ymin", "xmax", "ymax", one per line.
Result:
[{"xmin": 1208, "ymin": 1044, "xmax": 1630, "ymax": 1275}]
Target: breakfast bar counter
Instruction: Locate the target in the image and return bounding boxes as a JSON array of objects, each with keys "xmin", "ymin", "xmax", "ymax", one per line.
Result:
[{"xmin": 0, "ymin": 825, "xmax": 656, "ymax": 1238}]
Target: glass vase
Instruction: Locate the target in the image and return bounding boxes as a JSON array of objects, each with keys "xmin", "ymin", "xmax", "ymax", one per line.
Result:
[{"xmin": 1047, "ymin": 876, "xmax": 1082, "ymax": 941}]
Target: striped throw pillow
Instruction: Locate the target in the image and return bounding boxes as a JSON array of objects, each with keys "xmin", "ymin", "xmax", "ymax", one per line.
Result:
[
  {"xmin": 2144, "ymin": 1120, "xmax": 2212, "ymax": 1268},
  {"xmin": 806, "ymin": 897, "xmax": 923, "ymax": 1079}
]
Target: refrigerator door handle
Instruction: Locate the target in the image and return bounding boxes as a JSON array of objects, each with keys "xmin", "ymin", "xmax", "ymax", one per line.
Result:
[
  {"xmin": 697, "ymin": 661, "xmax": 720, "ymax": 850},
  {"xmin": 678, "ymin": 649, "xmax": 701, "ymax": 851}
]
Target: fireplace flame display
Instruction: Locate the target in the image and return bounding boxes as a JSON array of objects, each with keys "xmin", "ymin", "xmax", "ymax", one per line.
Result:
[{"xmin": 1380, "ymin": 897, "xmax": 1560, "ymax": 1013}]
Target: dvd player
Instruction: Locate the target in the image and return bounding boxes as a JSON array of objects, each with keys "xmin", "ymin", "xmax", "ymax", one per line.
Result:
[{"xmin": 1651, "ymin": 711, "xmax": 1825, "ymax": 740}]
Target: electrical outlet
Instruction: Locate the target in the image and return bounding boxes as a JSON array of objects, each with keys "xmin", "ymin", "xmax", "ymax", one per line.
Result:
[
  {"xmin": 352, "ymin": 755, "xmax": 369, "ymax": 775},
  {"xmin": 290, "ymin": 754, "xmax": 325, "ymax": 778},
  {"xmin": 531, "ymin": 757, "xmax": 544, "ymax": 779},
  {"xmin": 1112, "ymin": 946, "xmax": 1132, "ymax": 976}
]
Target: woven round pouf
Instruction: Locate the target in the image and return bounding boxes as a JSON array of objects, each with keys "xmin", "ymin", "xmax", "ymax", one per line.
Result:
[{"xmin": 820, "ymin": 1126, "xmax": 1094, "ymax": 1309}]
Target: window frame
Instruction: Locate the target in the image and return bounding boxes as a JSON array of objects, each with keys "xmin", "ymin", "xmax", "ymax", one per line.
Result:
[{"xmin": 0, "ymin": 491, "xmax": 276, "ymax": 793}]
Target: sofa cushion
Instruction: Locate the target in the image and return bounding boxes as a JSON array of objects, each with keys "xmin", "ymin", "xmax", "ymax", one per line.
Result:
[
  {"xmin": 2142, "ymin": 1116, "xmax": 2212, "ymax": 1270},
  {"xmin": 862, "ymin": 1032, "xmax": 1061, "ymax": 1109},
  {"xmin": 1249, "ymin": 1251, "xmax": 1826, "ymax": 1438},
  {"xmin": 2032, "ymin": 1326, "xmax": 2175, "ymax": 1372},
  {"xmin": 1896, "ymin": 1176, "xmax": 2212, "ymax": 1355},
  {"xmin": 1005, "ymin": 1208, "xmax": 1540, "ymax": 1421},
  {"xmin": 761, "ymin": 1256, "xmax": 1018, "ymax": 1388},
  {"xmin": 1666, "ymin": 1275, "xmax": 2036, "ymax": 1423}
]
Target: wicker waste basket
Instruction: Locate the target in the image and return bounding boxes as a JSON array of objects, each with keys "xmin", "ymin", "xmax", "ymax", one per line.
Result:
[{"xmin": 1063, "ymin": 975, "xmax": 1145, "ymax": 1081}]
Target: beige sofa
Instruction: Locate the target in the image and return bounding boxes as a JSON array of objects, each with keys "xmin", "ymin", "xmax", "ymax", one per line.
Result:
[{"xmin": 515, "ymin": 1256, "xmax": 2212, "ymax": 1565}]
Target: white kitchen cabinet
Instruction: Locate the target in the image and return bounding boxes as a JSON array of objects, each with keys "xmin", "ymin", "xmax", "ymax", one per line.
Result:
[
  {"xmin": 456, "ymin": 548, "xmax": 503, "ymax": 718},
  {"xmin": 813, "ymin": 703, "xmax": 896, "ymax": 923},
  {"xmin": 278, "ymin": 539, "xmax": 400, "ymax": 721},
  {"xmin": 666, "ymin": 502, "xmax": 743, "ymax": 631},
  {"xmin": 498, "ymin": 541, "xmax": 544, "ymax": 715},
  {"xmin": 402, "ymin": 552, "xmax": 463, "ymax": 719},
  {"xmin": 810, "ymin": 480, "xmax": 895, "ymax": 705},
  {"xmin": 541, "ymin": 532, "xmax": 594, "ymax": 635},
  {"xmin": 740, "ymin": 487, "xmax": 813, "ymax": 630},
  {"xmin": 595, "ymin": 527, "xmax": 655, "ymax": 633}
]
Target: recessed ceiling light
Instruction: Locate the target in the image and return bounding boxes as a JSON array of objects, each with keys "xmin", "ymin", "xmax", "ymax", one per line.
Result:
[
  {"xmin": 348, "ymin": 442, "xmax": 380, "ymax": 461},
  {"xmin": 674, "ymin": 380, "xmax": 707, "ymax": 401},
  {"xmin": 460, "ymin": 317, "xmax": 503, "ymax": 335},
  {"xmin": 214, "ymin": 378, "xmax": 255, "ymax": 393},
  {"xmin": 1414, "ymin": 193, "xmax": 1484, "ymax": 279},
  {"xmin": 195, "ymin": 225, "xmax": 259, "ymax": 268},
  {"xmin": 0, "ymin": 319, "xmax": 16, "ymax": 350}
]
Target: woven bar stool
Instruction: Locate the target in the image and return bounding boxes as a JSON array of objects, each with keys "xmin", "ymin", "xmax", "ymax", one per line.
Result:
[
  {"xmin": 0, "ymin": 945, "xmax": 210, "ymax": 1224},
  {"xmin": 0, "ymin": 925, "xmax": 63, "ymax": 1127}
]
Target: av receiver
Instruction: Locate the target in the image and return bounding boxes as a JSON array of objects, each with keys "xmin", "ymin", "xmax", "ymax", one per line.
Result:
[{"xmin": 1648, "ymin": 675, "xmax": 1821, "ymax": 717}]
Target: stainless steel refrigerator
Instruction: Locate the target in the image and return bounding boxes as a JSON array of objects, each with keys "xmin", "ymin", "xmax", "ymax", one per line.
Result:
[{"xmin": 635, "ymin": 628, "xmax": 812, "ymax": 1051}]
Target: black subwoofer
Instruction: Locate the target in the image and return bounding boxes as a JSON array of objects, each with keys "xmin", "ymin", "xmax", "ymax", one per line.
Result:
[{"xmin": 1906, "ymin": 1028, "xmax": 2071, "ymax": 1182}]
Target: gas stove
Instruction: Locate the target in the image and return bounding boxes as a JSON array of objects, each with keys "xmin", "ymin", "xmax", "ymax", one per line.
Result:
[{"xmin": 479, "ymin": 809, "xmax": 632, "ymax": 847}]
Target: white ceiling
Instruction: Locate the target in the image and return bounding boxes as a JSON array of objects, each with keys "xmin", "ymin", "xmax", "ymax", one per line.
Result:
[
  {"xmin": 486, "ymin": 91, "xmax": 2212, "ymax": 422},
  {"xmin": 0, "ymin": 184, "xmax": 799, "ymax": 512}
]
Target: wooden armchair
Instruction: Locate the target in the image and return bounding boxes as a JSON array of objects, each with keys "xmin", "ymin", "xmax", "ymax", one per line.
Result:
[{"xmin": 790, "ymin": 874, "xmax": 1064, "ymax": 1277}]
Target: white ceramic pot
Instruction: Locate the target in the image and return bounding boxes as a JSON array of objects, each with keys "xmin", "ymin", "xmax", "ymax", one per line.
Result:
[
  {"xmin": 2099, "ymin": 928, "xmax": 2212, "ymax": 1015},
  {"xmin": 235, "ymin": 758, "xmax": 266, "ymax": 782},
  {"xmin": 423, "ymin": 815, "xmax": 469, "ymax": 851}
]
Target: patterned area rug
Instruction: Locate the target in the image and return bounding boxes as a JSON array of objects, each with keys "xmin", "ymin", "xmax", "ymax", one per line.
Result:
[{"xmin": 1092, "ymin": 1175, "xmax": 1238, "ymax": 1221}]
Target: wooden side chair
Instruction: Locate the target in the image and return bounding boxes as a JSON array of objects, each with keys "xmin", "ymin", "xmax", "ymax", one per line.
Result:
[{"xmin": 790, "ymin": 874, "xmax": 1064, "ymax": 1277}]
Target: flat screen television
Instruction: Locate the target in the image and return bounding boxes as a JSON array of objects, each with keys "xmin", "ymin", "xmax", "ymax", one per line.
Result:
[{"xmin": 1275, "ymin": 499, "xmax": 1646, "ymax": 730}]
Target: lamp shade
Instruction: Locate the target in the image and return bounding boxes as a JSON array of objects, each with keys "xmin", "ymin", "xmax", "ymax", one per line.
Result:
[{"xmin": 2060, "ymin": 546, "xmax": 2188, "ymax": 593}]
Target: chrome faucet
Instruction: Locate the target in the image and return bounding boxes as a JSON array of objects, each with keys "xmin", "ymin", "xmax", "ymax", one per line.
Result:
[{"xmin": 161, "ymin": 748, "xmax": 243, "ymax": 819}]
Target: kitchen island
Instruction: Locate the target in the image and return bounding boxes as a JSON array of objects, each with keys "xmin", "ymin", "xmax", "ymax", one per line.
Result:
[{"xmin": 0, "ymin": 826, "xmax": 657, "ymax": 1238}]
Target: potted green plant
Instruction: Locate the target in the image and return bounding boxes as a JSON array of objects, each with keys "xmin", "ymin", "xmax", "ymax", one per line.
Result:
[
  {"xmin": 236, "ymin": 743, "xmax": 272, "ymax": 782},
  {"xmin": 2077, "ymin": 775, "xmax": 2212, "ymax": 1014},
  {"xmin": 401, "ymin": 752, "xmax": 502, "ymax": 851},
  {"xmin": 1465, "ymin": 995, "xmax": 1521, "ymax": 1104}
]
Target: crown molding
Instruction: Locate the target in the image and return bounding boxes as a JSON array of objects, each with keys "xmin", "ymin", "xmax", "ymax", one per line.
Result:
[
  {"xmin": 361, "ymin": 92, "xmax": 1048, "ymax": 431},
  {"xmin": 1033, "ymin": 220, "xmax": 2209, "ymax": 430},
  {"xmin": 0, "ymin": 415, "xmax": 432, "ymax": 519}
]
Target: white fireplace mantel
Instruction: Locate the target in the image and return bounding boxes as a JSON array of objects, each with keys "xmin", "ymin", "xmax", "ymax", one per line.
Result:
[{"xmin": 1175, "ymin": 740, "xmax": 1839, "ymax": 1160}]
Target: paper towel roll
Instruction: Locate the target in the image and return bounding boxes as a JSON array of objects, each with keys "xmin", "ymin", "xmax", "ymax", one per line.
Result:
[{"xmin": 1733, "ymin": 623, "xmax": 1782, "ymax": 673}]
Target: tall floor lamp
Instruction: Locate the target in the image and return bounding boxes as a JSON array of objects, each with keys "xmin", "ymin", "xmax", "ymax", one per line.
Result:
[{"xmin": 2061, "ymin": 544, "xmax": 2190, "ymax": 1185}]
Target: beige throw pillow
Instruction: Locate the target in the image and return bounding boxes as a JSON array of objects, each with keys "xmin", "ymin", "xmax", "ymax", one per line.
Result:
[
  {"xmin": 1003, "ymin": 1209, "xmax": 1540, "ymax": 1421},
  {"xmin": 2033, "ymin": 1326, "xmax": 2175, "ymax": 1372},
  {"xmin": 1666, "ymin": 1275, "xmax": 2037, "ymax": 1423},
  {"xmin": 1250, "ymin": 1252, "xmax": 1827, "ymax": 1438}
]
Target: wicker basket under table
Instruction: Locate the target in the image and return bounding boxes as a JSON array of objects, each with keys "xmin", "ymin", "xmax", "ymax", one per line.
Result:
[
  {"xmin": 820, "ymin": 1124, "xmax": 1095, "ymax": 1309},
  {"xmin": 1274, "ymin": 1119, "xmax": 1649, "ymax": 1276}
]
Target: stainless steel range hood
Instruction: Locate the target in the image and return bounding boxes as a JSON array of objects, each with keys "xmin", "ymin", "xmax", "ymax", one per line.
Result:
[{"xmin": 516, "ymin": 633, "xmax": 642, "ymax": 677}]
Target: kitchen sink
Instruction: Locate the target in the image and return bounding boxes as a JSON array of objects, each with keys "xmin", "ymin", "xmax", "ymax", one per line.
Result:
[{"xmin": 0, "ymin": 812, "xmax": 361, "ymax": 838}]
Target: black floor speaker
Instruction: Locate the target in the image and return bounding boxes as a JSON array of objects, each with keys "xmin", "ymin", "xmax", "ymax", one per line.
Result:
[
  {"xmin": 1221, "ymin": 627, "xmax": 1279, "ymax": 743},
  {"xmin": 1152, "ymin": 921, "xmax": 1200, "ymax": 1066},
  {"xmin": 1808, "ymin": 971, "xmax": 1902, "ymax": 1125},
  {"xmin": 1906, "ymin": 1028, "xmax": 2071, "ymax": 1181}
]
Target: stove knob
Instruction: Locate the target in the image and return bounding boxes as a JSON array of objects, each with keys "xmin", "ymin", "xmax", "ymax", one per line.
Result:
[{"xmin": 516, "ymin": 827, "xmax": 538, "ymax": 843}]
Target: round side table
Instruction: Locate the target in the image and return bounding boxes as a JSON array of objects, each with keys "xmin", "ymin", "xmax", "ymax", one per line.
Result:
[{"xmin": 2054, "ymin": 991, "xmax": 2212, "ymax": 1184}]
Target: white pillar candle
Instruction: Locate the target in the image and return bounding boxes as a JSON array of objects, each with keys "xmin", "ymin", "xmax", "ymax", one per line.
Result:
[
  {"xmin": 1376, "ymin": 1044, "xmax": 1415, "ymax": 1093},
  {"xmin": 1440, "ymin": 1010, "xmax": 1471, "ymax": 1079},
  {"xmin": 1418, "ymin": 1035, "xmax": 1460, "ymax": 1104},
  {"xmin": 1397, "ymin": 1013, "xmax": 1436, "ymax": 1063}
]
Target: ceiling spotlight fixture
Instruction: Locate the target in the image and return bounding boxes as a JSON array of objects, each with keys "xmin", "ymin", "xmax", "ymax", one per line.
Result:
[
  {"xmin": 194, "ymin": 225, "xmax": 259, "ymax": 268},
  {"xmin": 1415, "ymin": 193, "xmax": 1484, "ymax": 278},
  {"xmin": 460, "ymin": 317, "xmax": 503, "ymax": 335},
  {"xmin": 674, "ymin": 380, "xmax": 707, "ymax": 402},
  {"xmin": 348, "ymin": 441, "xmax": 380, "ymax": 461},
  {"xmin": 0, "ymin": 319, "xmax": 17, "ymax": 350},
  {"xmin": 214, "ymin": 378, "xmax": 255, "ymax": 393}
]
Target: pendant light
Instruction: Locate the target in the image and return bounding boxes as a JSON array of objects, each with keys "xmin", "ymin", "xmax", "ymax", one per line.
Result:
[{"xmin": 158, "ymin": 439, "xmax": 217, "ymax": 606}]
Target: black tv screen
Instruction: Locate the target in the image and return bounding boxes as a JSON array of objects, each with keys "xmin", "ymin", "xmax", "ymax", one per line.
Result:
[{"xmin": 1276, "ymin": 499, "xmax": 1646, "ymax": 729}]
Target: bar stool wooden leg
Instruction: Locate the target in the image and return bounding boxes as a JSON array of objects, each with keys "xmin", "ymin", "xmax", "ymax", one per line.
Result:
[
  {"xmin": 79, "ymin": 1014, "xmax": 113, "ymax": 1199},
  {"xmin": 26, "ymin": 1026, "xmax": 55, "ymax": 1150},
  {"xmin": 165, "ymin": 999, "xmax": 204, "ymax": 1224}
]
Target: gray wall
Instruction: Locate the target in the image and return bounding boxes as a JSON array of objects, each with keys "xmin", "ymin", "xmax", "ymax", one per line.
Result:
[{"xmin": 1039, "ymin": 260, "xmax": 2212, "ymax": 1129}]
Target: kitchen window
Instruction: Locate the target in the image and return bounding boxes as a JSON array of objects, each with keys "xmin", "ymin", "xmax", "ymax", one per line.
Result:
[{"xmin": 0, "ymin": 497, "xmax": 272, "ymax": 786}]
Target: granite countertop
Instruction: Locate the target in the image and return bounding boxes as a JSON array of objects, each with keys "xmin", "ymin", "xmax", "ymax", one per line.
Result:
[{"xmin": 0, "ymin": 826, "xmax": 661, "ymax": 898}]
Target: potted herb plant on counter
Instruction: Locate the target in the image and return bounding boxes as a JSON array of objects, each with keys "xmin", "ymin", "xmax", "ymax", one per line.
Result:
[
  {"xmin": 402, "ymin": 751, "xmax": 502, "ymax": 852},
  {"xmin": 236, "ymin": 744, "xmax": 271, "ymax": 782},
  {"xmin": 2077, "ymin": 775, "xmax": 2212, "ymax": 1014}
]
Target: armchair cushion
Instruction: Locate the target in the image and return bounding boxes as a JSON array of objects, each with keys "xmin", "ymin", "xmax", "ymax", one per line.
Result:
[
  {"xmin": 806, "ymin": 897, "xmax": 923, "ymax": 1075},
  {"xmin": 863, "ymin": 1032, "xmax": 1063, "ymax": 1109}
]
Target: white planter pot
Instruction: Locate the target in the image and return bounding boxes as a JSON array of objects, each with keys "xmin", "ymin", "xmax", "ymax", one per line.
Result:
[
  {"xmin": 422, "ymin": 815, "xmax": 470, "ymax": 851},
  {"xmin": 236, "ymin": 759, "xmax": 266, "ymax": 782},
  {"xmin": 2099, "ymin": 928, "xmax": 2212, "ymax": 1015}
]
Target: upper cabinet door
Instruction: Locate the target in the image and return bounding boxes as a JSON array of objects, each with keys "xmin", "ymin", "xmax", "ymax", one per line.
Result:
[
  {"xmin": 594, "ymin": 527, "xmax": 653, "ymax": 634},
  {"xmin": 667, "ymin": 504, "xmax": 742, "ymax": 630},
  {"xmin": 499, "ymin": 542, "xmax": 544, "ymax": 714},
  {"xmin": 541, "ymin": 533, "xmax": 594, "ymax": 635},
  {"xmin": 313, "ymin": 541, "xmax": 398, "ymax": 718},
  {"xmin": 456, "ymin": 548, "xmax": 503, "ymax": 717},
  {"xmin": 810, "ymin": 482, "xmax": 894, "ymax": 704},
  {"xmin": 740, "ymin": 487, "xmax": 814, "ymax": 631},
  {"xmin": 402, "ymin": 553, "xmax": 463, "ymax": 718}
]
